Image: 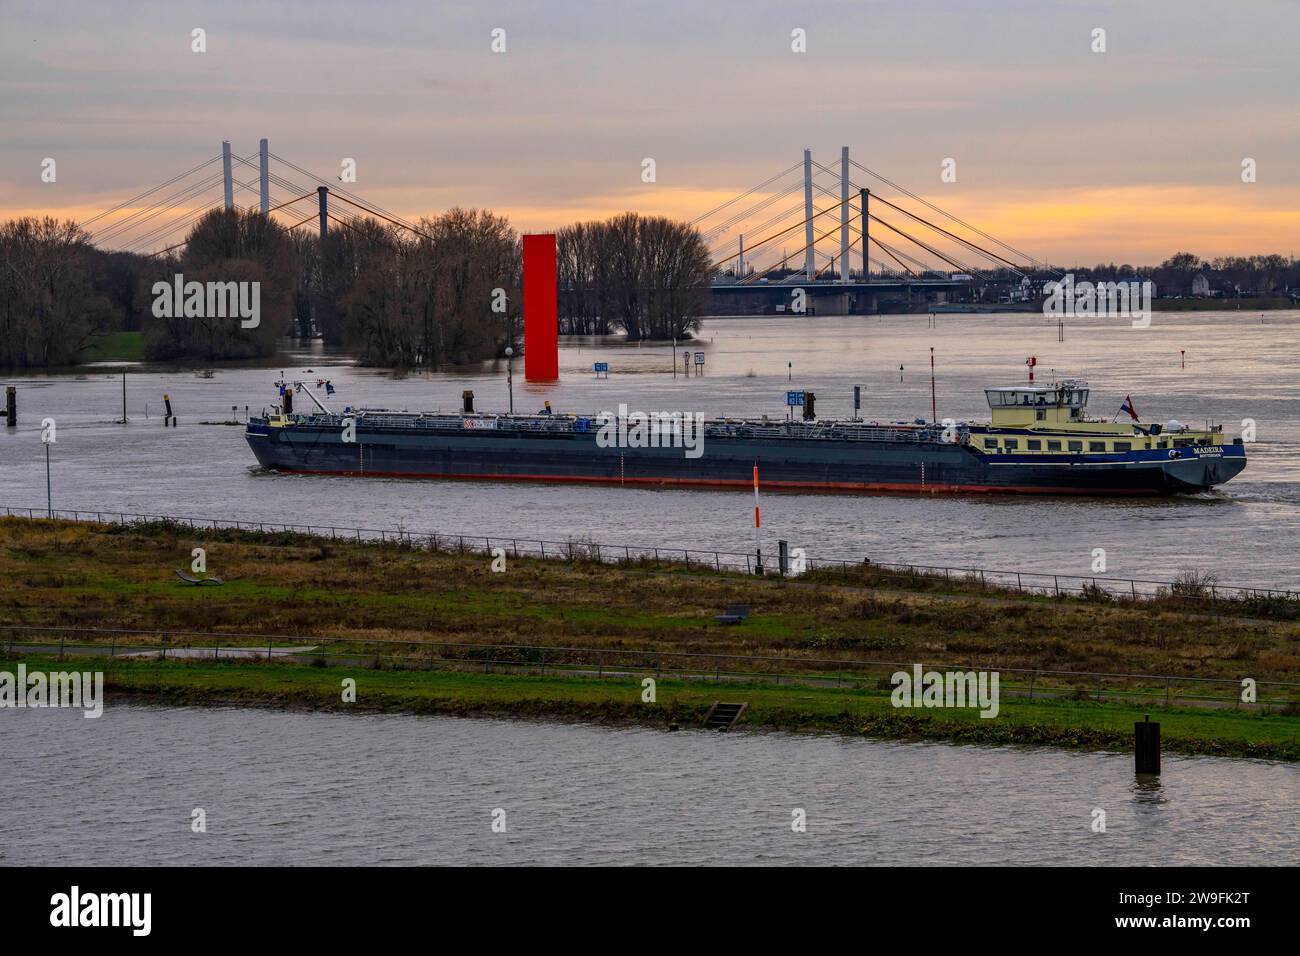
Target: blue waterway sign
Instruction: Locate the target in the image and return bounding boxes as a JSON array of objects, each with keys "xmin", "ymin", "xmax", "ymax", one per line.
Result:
[
  {"xmin": 786, "ymin": 390, "xmax": 805, "ymax": 406},
  {"xmin": 594, "ymin": 362, "xmax": 609, "ymax": 372}
]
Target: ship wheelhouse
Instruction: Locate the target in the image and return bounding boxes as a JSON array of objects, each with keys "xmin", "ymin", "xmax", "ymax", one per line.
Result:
[{"xmin": 970, "ymin": 379, "xmax": 1228, "ymax": 456}]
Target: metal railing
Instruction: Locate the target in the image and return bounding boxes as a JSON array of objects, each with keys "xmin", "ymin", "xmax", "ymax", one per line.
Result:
[
  {"xmin": 3, "ymin": 624, "xmax": 1297, "ymax": 713},
  {"xmin": 3, "ymin": 504, "xmax": 1298, "ymax": 610}
]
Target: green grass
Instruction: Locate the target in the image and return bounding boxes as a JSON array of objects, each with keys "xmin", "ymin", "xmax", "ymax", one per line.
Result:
[
  {"xmin": 4, "ymin": 516, "xmax": 1299, "ymax": 759},
  {"xmin": 12, "ymin": 653, "xmax": 1295, "ymax": 760}
]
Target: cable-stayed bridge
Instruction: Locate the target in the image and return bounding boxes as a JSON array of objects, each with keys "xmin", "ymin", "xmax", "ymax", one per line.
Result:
[
  {"xmin": 81, "ymin": 139, "xmax": 428, "ymax": 257},
  {"xmin": 82, "ymin": 141, "xmax": 1047, "ymax": 315},
  {"xmin": 696, "ymin": 147, "xmax": 1050, "ymax": 314}
]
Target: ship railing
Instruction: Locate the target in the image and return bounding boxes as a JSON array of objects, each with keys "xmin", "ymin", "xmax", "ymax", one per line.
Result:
[
  {"xmin": 6, "ymin": 623, "xmax": 1299, "ymax": 713},
  {"xmin": 4, "ymin": 505, "xmax": 1298, "ymax": 614}
]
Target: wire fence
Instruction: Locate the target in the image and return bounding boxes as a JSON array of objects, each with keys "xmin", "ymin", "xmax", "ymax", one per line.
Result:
[
  {"xmin": 4, "ymin": 504, "xmax": 1299, "ymax": 612},
  {"xmin": 4, "ymin": 624, "xmax": 1297, "ymax": 713}
]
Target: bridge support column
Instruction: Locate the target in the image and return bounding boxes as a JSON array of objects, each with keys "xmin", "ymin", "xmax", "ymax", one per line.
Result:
[
  {"xmin": 860, "ymin": 188, "xmax": 870, "ymax": 278},
  {"xmin": 222, "ymin": 140, "xmax": 234, "ymax": 210},
  {"xmin": 259, "ymin": 138, "xmax": 270, "ymax": 215},
  {"xmin": 803, "ymin": 148, "xmax": 815, "ymax": 280},
  {"xmin": 840, "ymin": 146, "xmax": 850, "ymax": 282},
  {"xmin": 317, "ymin": 186, "xmax": 328, "ymax": 240}
]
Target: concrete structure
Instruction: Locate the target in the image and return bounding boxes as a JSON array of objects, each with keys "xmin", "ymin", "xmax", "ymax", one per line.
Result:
[
  {"xmin": 803, "ymin": 148, "xmax": 815, "ymax": 280},
  {"xmin": 317, "ymin": 186, "xmax": 328, "ymax": 239},
  {"xmin": 840, "ymin": 146, "xmax": 850, "ymax": 282},
  {"xmin": 221, "ymin": 140, "xmax": 234, "ymax": 210},
  {"xmin": 259, "ymin": 138, "xmax": 270, "ymax": 215},
  {"xmin": 708, "ymin": 277, "xmax": 970, "ymax": 316}
]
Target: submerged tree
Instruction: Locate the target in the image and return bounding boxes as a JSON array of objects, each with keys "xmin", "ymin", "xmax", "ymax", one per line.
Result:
[{"xmin": 556, "ymin": 213, "xmax": 711, "ymax": 340}]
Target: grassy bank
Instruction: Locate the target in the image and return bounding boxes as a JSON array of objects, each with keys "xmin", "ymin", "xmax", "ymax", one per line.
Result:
[
  {"xmin": 7, "ymin": 653, "xmax": 1295, "ymax": 760},
  {"xmin": 2, "ymin": 516, "xmax": 1298, "ymax": 757}
]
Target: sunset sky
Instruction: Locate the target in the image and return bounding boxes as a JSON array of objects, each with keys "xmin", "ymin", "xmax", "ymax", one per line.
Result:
[{"xmin": 2, "ymin": 0, "xmax": 1297, "ymax": 267}]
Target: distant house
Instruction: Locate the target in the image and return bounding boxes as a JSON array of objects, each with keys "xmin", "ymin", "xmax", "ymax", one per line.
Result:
[{"xmin": 1191, "ymin": 272, "xmax": 1212, "ymax": 297}]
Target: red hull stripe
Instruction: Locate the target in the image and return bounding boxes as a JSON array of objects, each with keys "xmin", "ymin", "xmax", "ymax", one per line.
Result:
[{"xmin": 267, "ymin": 467, "xmax": 1163, "ymax": 496}]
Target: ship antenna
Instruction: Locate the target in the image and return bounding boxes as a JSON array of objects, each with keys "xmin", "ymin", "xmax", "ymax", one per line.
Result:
[{"xmin": 929, "ymin": 347, "xmax": 937, "ymax": 423}]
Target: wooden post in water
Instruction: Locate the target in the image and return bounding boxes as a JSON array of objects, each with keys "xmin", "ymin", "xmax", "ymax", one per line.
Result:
[
  {"xmin": 1135, "ymin": 714, "xmax": 1160, "ymax": 775},
  {"xmin": 4, "ymin": 385, "xmax": 15, "ymax": 426}
]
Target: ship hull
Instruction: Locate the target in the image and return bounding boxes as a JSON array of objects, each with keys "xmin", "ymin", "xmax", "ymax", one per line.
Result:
[{"xmin": 245, "ymin": 421, "xmax": 1246, "ymax": 496}]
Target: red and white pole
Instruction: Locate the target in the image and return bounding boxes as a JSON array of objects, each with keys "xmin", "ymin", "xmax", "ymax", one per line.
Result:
[{"xmin": 752, "ymin": 464, "xmax": 762, "ymax": 574}]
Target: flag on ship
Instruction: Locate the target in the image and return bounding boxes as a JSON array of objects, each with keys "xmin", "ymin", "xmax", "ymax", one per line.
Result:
[{"xmin": 1120, "ymin": 396, "xmax": 1139, "ymax": 421}]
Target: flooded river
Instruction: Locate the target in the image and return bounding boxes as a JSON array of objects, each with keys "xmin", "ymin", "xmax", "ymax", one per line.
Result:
[
  {"xmin": 2, "ymin": 311, "xmax": 1299, "ymax": 587},
  {"xmin": 2, "ymin": 704, "xmax": 1295, "ymax": 866}
]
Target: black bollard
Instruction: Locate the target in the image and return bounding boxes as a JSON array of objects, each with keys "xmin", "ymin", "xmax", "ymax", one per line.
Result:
[
  {"xmin": 1135, "ymin": 714, "xmax": 1160, "ymax": 775},
  {"xmin": 778, "ymin": 539, "xmax": 789, "ymax": 577},
  {"xmin": 163, "ymin": 393, "xmax": 174, "ymax": 427},
  {"xmin": 4, "ymin": 385, "xmax": 14, "ymax": 426}
]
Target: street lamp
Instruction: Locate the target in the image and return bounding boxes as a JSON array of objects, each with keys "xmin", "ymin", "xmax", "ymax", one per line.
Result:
[{"xmin": 505, "ymin": 346, "xmax": 514, "ymax": 415}]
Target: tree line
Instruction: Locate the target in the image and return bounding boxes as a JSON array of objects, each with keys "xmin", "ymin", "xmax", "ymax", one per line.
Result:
[
  {"xmin": 0, "ymin": 206, "xmax": 714, "ymax": 369},
  {"xmin": 556, "ymin": 213, "xmax": 712, "ymax": 339}
]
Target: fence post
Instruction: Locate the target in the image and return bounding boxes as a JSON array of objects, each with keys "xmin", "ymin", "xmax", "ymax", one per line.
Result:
[
  {"xmin": 110, "ymin": 633, "xmax": 116, "ymax": 658},
  {"xmin": 1054, "ymin": 575, "xmax": 1060, "ymax": 597},
  {"xmin": 1028, "ymin": 671, "xmax": 1035, "ymax": 700}
]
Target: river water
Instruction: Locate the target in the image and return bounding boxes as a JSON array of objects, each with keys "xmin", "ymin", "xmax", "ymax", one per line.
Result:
[
  {"xmin": 1, "ymin": 704, "xmax": 1294, "ymax": 866},
  {"xmin": 2, "ymin": 311, "xmax": 1298, "ymax": 587}
]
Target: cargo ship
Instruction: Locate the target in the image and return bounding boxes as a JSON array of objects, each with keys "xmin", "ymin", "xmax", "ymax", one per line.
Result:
[{"xmin": 244, "ymin": 380, "xmax": 1246, "ymax": 495}]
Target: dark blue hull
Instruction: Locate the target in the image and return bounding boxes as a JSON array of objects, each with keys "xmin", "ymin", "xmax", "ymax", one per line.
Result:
[{"xmin": 245, "ymin": 418, "xmax": 1246, "ymax": 495}]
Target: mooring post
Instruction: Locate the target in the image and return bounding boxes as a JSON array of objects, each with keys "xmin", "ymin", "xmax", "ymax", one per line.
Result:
[
  {"xmin": 4, "ymin": 385, "xmax": 16, "ymax": 426},
  {"xmin": 1135, "ymin": 714, "xmax": 1161, "ymax": 775}
]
